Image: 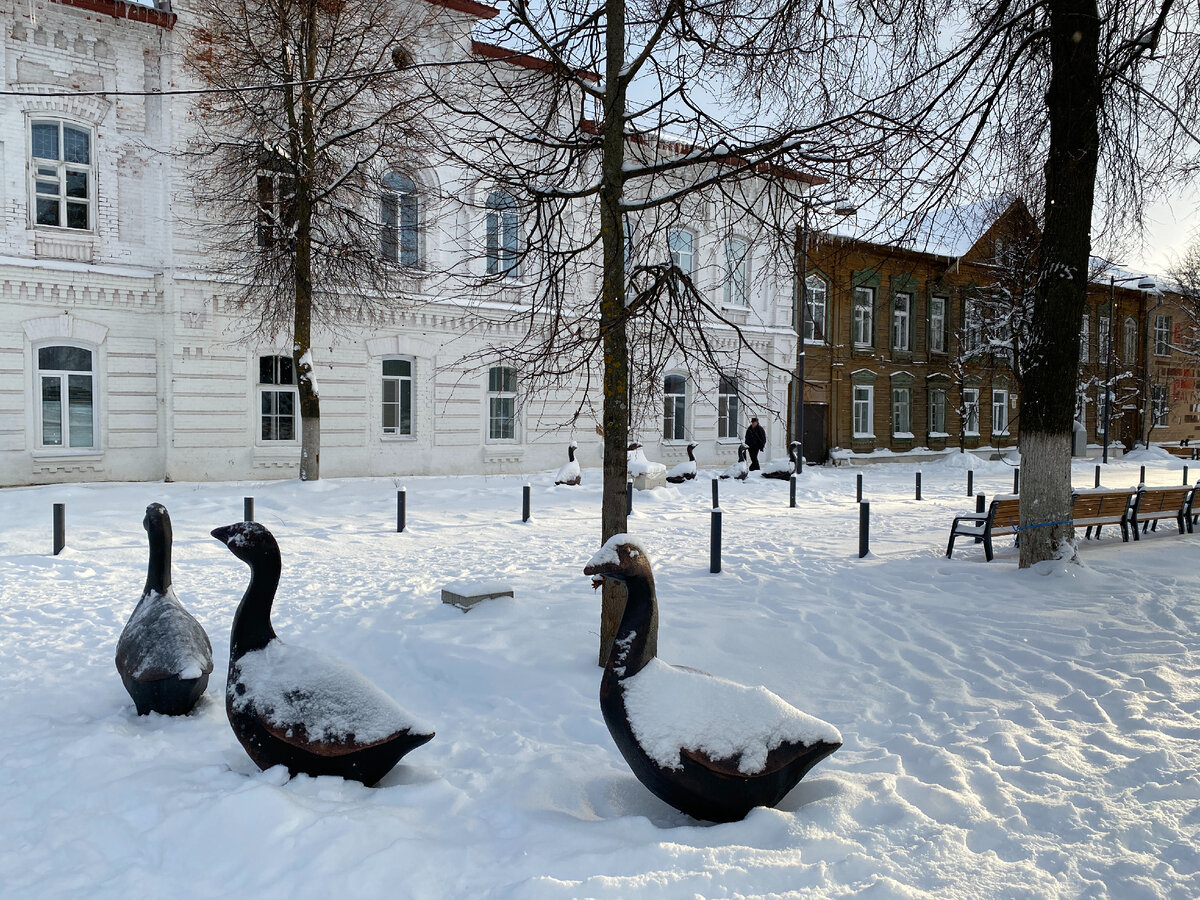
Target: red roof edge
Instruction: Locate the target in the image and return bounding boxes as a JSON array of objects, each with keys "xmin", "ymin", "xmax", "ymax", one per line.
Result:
[
  {"xmin": 54, "ymin": 0, "xmax": 176, "ymax": 28},
  {"xmin": 425, "ymin": 0, "xmax": 500, "ymax": 20},
  {"xmin": 472, "ymin": 40, "xmax": 601, "ymax": 83}
]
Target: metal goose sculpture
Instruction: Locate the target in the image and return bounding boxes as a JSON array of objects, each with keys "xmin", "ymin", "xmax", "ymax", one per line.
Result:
[
  {"xmin": 665, "ymin": 442, "xmax": 699, "ymax": 484},
  {"xmin": 584, "ymin": 536, "xmax": 841, "ymax": 822},
  {"xmin": 761, "ymin": 442, "xmax": 803, "ymax": 480},
  {"xmin": 211, "ymin": 521, "xmax": 433, "ymax": 785},
  {"xmin": 116, "ymin": 503, "xmax": 213, "ymax": 716}
]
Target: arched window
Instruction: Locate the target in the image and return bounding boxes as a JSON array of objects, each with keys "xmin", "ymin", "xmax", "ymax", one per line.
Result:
[
  {"xmin": 1123, "ymin": 316, "xmax": 1138, "ymax": 364},
  {"xmin": 381, "ymin": 172, "xmax": 419, "ymax": 266},
  {"xmin": 37, "ymin": 345, "xmax": 95, "ymax": 448},
  {"xmin": 663, "ymin": 374, "xmax": 687, "ymax": 441},
  {"xmin": 486, "ymin": 190, "xmax": 519, "ymax": 278}
]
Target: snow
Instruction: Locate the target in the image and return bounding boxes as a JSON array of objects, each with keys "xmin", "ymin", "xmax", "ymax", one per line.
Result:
[
  {"xmin": 115, "ymin": 589, "xmax": 213, "ymax": 680},
  {"xmin": 230, "ymin": 640, "xmax": 430, "ymax": 743},
  {"xmin": 2, "ymin": 453, "xmax": 1200, "ymax": 897}
]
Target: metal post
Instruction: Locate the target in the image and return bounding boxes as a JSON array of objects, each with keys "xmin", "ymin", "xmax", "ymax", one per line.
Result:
[
  {"xmin": 626, "ymin": 481, "xmax": 633, "ymax": 517},
  {"xmin": 710, "ymin": 508, "xmax": 722, "ymax": 574},
  {"xmin": 1013, "ymin": 469, "xmax": 1020, "ymax": 495},
  {"xmin": 976, "ymin": 493, "xmax": 986, "ymax": 513},
  {"xmin": 244, "ymin": 497, "xmax": 254, "ymax": 522},
  {"xmin": 53, "ymin": 503, "xmax": 65, "ymax": 556},
  {"xmin": 1103, "ymin": 275, "xmax": 1115, "ymax": 463},
  {"xmin": 856, "ymin": 472, "xmax": 863, "ymax": 503},
  {"xmin": 1095, "ymin": 464, "xmax": 1101, "ymax": 488},
  {"xmin": 711, "ymin": 477, "xmax": 719, "ymax": 509},
  {"xmin": 793, "ymin": 208, "xmax": 809, "ymax": 474},
  {"xmin": 1140, "ymin": 465, "xmax": 1146, "ymax": 485},
  {"xmin": 1185, "ymin": 466, "xmax": 1190, "ymax": 485},
  {"xmin": 967, "ymin": 470, "xmax": 973, "ymax": 497},
  {"xmin": 858, "ymin": 501, "xmax": 869, "ymax": 559},
  {"xmin": 522, "ymin": 484, "xmax": 531, "ymax": 523},
  {"xmin": 915, "ymin": 472, "xmax": 922, "ymax": 501},
  {"xmin": 397, "ymin": 488, "xmax": 406, "ymax": 533},
  {"xmin": 790, "ymin": 474, "xmax": 797, "ymax": 508}
]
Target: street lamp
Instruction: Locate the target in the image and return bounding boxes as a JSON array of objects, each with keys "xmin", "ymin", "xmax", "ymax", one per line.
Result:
[
  {"xmin": 1103, "ymin": 272, "xmax": 1156, "ymax": 463},
  {"xmin": 794, "ymin": 197, "xmax": 857, "ymax": 472}
]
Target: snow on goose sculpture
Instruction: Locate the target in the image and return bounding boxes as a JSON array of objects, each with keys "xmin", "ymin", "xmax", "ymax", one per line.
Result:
[
  {"xmin": 211, "ymin": 521, "xmax": 434, "ymax": 785},
  {"xmin": 555, "ymin": 441, "xmax": 582, "ymax": 485},
  {"xmin": 665, "ymin": 442, "xmax": 699, "ymax": 484},
  {"xmin": 720, "ymin": 444, "xmax": 749, "ymax": 481},
  {"xmin": 116, "ymin": 503, "xmax": 213, "ymax": 716},
  {"xmin": 761, "ymin": 441, "xmax": 803, "ymax": 480},
  {"xmin": 583, "ymin": 536, "xmax": 841, "ymax": 821}
]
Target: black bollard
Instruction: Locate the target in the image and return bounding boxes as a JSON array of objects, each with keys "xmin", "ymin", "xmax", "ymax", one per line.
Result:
[
  {"xmin": 1095, "ymin": 464, "xmax": 1101, "ymax": 488},
  {"xmin": 244, "ymin": 497, "xmax": 254, "ymax": 522},
  {"xmin": 711, "ymin": 477, "xmax": 719, "ymax": 509},
  {"xmin": 522, "ymin": 484, "xmax": 531, "ymax": 523},
  {"xmin": 53, "ymin": 503, "xmax": 65, "ymax": 556},
  {"xmin": 976, "ymin": 493, "xmax": 986, "ymax": 513},
  {"xmin": 856, "ymin": 472, "xmax": 863, "ymax": 503},
  {"xmin": 915, "ymin": 472, "xmax": 922, "ymax": 501},
  {"xmin": 710, "ymin": 508, "xmax": 722, "ymax": 574},
  {"xmin": 1013, "ymin": 468, "xmax": 1020, "ymax": 495},
  {"xmin": 1185, "ymin": 466, "xmax": 1190, "ymax": 486},
  {"xmin": 858, "ymin": 501, "xmax": 870, "ymax": 559},
  {"xmin": 397, "ymin": 488, "xmax": 406, "ymax": 533},
  {"xmin": 967, "ymin": 470, "xmax": 974, "ymax": 496},
  {"xmin": 1140, "ymin": 465, "xmax": 1146, "ymax": 485},
  {"xmin": 626, "ymin": 481, "xmax": 633, "ymax": 517},
  {"xmin": 790, "ymin": 475, "xmax": 797, "ymax": 508}
]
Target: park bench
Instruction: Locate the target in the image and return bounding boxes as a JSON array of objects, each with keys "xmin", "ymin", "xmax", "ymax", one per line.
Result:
[
  {"xmin": 1128, "ymin": 485, "xmax": 1195, "ymax": 539},
  {"xmin": 946, "ymin": 495, "xmax": 1021, "ymax": 562},
  {"xmin": 1071, "ymin": 487, "xmax": 1136, "ymax": 542},
  {"xmin": 1163, "ymin": 444, "xmax": 1198, "ymax": 460}
]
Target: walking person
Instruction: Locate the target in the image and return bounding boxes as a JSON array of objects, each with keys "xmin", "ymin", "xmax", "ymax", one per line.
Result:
[{"xmin": 745, "ymin": 417, "xmax": 766, "ymax": 471}]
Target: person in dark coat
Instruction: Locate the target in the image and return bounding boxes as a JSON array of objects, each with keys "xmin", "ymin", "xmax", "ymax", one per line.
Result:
[{"xmin": 745, "ymin": 417, "xmax": 767, "ymax": 471}]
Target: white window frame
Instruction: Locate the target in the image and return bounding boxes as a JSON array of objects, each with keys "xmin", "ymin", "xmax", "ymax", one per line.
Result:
[
  {"xmin": 30, "ymin": 118, "xmax": 95, "ymax": 231},
  {"xmin": 723, "ymin": 237, "xmax": 750, "ymax": 306},
  {"xmin": 1096, "ymin": 385, "xmax": 1109, "ymax": 434},
  {"xmin": 892, "ymin": 387, "xmax": 912, "ymax": 436},
  {"xmin": 853, "ymin": 287, "xmax": 874, "ymax": 348},
  {"xmin": 381, "ymin": 356, "xmax": 414, "ymax": 438},
  {"xmin": 487, "ymin": 365, "xmax": 518, "ymax": 441},
  {"xmin": 663, "ymin": 373, "xmax": 688, "ymax": 442},
  {"xmin": 853, "ymin": 385, "xmax": 874, "ymax": 437},
  {"xmin": 36, "ymin": 344, "xmax": 97, "ymax": 450},
  {"xmin": 717, "ymin": 374, "xmax": 739, "ymax": 440},
  {"xmin": 929, "ymin": 387, "xmax": 947, "ymax": 435},
  {"xmin": 992, "ymin": 389, "xmax": 1010, "ymax": 436},
  {"xmin": 669, "ymin": 228, "xmax": 696, "ymax": 276},
  {"xmin": 1080, "ymin": 313, "xmax": 1090, "ymax": 364},
  {"xmin": 963, "ymin": 298, "xmax": 982, "ymax": 353},
  {"xmin": 929, "ymin": 296, "xmax": 947, "ymax": 353},
  {"xmin": 1123, "ymin": 316, "xmax": 1138, "ymax": 364},
  {"xmin": 1154, "ymin": 314, "xmax": 1171, "ymax": 356},
  {"xmin": 1152, "ymin": 383, "xmax": 1169, "ymax": 427},
  {"xmin": 485, "ymin": 190, "xmax": 520, "ymax": 278},
  {"xmin": 381, "ymin": 172, "xmax": 420, "ymax": 266},
  {"xmin": 257, "ymin": 355, "xmax": 299, "ymax": 444},
  {"xmin": 962, "ymin": 387, "xmax": 980, "ymax": 436},
  {"xmin": 892, "ymin": 292, "xmax": 912, "ymax": 352},
  {"xmin": 804, "ymin": 275, "xmax": 828, "ymax": 342}
]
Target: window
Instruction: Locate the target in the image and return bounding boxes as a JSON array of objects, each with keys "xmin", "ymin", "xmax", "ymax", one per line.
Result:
[
  {"xmin": 852, "ymin": 287, "xmax": 874, "ymax": 347},
  {"xmin": 255, "ymin": 146, "xmax": 295, "ymax": 249},
  {"xmin": 724, "ymin": 237, "xmax": 750, "ymax": 306},
  {"xmin": 929, "ymin": 296, "xmax": 947, "ymax": 353},
  {"xmin": 1098, "ymin": 316, "xmax": 1110, "ymax": 365},
  {"xmin": 992, "ymin": 389, "xmax": 1009, "ymax": 435},
  {"xmin": 929, "ymin": 388, "xmax": 947, "ymax": 435},
  {"xmin": 1152, "ymin": 383, "xmax": 1168, "ymax": 427},
  {"xmin": 487, "ymin": 366, "xmax": 518, "ymax": 440},
  {"xmin": 717, "ymin": 374, "xmax": 739, "ymax": 439},
  {"xmin": 962, "ymin": 387, "xmax": 980, "ymax": 436},
  {"xmin": 853, "ymin": 385, "xmax": 874, "ymax": 437},
  {"xmin": 1080, "ymin": 313, "xmax": 1089, "ymax": 363},
  {"xmin": 1154, "ymin": 314, "xmax": 1171, "ymax": 356},
  {"xmin": 37, "ymin": 345, "xmax": 95, "ymax": 449},
  {"xmin": 258, "ymin": 355, "xmax": 297, "ymax": 442},
  {"xmin": 1096, "ymin": 385, "xmax": 1109, "ymax": 434},
  {"xmin": 804, "ymin": 275, "xmax": 828, "ymax": 342},
  {"xmin": 663, "ymin": 374, "xmax": 687, "ymax": 441},
  {"xmin": 892, "ymin": 387, "xmax": 912, "ymax": 436},
  {"xmin": 382, "ymin": 358, "xmax": 413, "ymax": 436},
  {"xmin": 669, "ymin": 228, "xmax": 695, "ymax": 276},
  {"xmin": 892, "ymin": 292, "xmax": 912, "ymax": 351},
  {"xmin": 381, "ymin": 172, "xmax": 419, "ymax": 266},
  {"xmin": 963, "ymin": 298, "xmax": 982, "ymax": 353},
  {"xmin": 485, "ymin": 191, "xmax": 519, "ymax": 278},
  {"xmin": 1123, "ymin": 317, "xmax": 1138, "ymax": 364},
  {"xmin": 31, "ymin": 119, "xmax": 93, "ymax": 230}
]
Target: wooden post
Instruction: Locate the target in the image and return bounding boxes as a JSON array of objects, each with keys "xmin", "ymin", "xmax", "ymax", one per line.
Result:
[{"xmin": 53, "ymin": 503, "xmax": 65, "ymax": 556}]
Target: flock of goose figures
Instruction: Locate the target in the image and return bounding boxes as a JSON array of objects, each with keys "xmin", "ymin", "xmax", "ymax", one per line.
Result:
[{"xmin": 117, "ymin": 493, "xmax": 840, "ymax": 823}]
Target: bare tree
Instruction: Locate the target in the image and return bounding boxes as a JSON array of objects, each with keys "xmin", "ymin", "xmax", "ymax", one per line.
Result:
[{"xmin": 182, "ymin": 0, "xmax": 440, "ymax": 480}]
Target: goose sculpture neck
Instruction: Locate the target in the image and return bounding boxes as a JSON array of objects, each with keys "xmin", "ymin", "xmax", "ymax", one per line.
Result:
[
  {"xmin": 608, "ymin": 565, "xmax": 658, "ymax": 679},
  {"xmin": 143, "ymin": 506, "xmax": 172, "ymax": 596},
  {"xmin": 231, "ymin": 553, "xmax": 280, "ymax": 660}
]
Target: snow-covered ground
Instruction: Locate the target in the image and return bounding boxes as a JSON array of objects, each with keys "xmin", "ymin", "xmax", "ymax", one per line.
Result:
[{"xmin": 1, "ymin": 449, "xmax": 1198, "ymax": 898}]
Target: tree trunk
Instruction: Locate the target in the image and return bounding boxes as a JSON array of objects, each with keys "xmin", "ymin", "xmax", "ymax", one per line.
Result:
[
  {"xmin": 1019, "ymin": 0, "xmax": 1101, "ymax": 567},
  {"xmin": 294, "ymin": 1, "xmax": 321, "ymax": 482}
]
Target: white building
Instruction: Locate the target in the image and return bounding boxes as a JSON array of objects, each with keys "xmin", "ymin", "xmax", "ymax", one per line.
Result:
[{"xmin": 0, "ymin": 0, "xmax": 800, "ymax": 487}]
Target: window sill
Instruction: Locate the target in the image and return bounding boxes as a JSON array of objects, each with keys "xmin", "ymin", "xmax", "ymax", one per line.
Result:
[
  {"xmin": 382, "ymin": 434, "xmax": 417, "ymax": 442},
  {"xmin": 32, "ymin": 448, "xmax": 103, "ymax": 459},
  {"xmin": 35, "ymin": 230, "xmax": 96, "ymax": 263}
]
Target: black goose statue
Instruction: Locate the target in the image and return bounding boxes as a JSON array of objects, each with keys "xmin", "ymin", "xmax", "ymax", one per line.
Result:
[
  {"xmin": 115, "ymin": 503, "xmax": 213, "ymax": 716},
  {"xmin": 555, "ymin": 440, "xmax": 582, "ymax": 485},
  {"xmin": 583, "ymin": 536, "xmax": 841, "ymax": 822},
  {"xmin": 665, "ymin": 442, "xmax": 699, "ymax": 484},
  {"xmin": 761, "ymin": 441, "xmax": 803, "ymax": 480},
  {"xmin": 720, "ymin": 444, "xmax": 749, "ymax": 481},
  {"xmin": 211, "ymin": 521, "xmax": 434, "ymax": 785}
]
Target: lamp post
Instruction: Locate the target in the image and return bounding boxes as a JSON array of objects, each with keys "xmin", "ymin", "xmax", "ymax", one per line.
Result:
[
  {"xmin": 1103, "ymin": 272, "xmax": 1156, "ymax": 463},
  {"xmin": 794, "ymin": 198, "xmax": 856, "ymax": 471}
]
